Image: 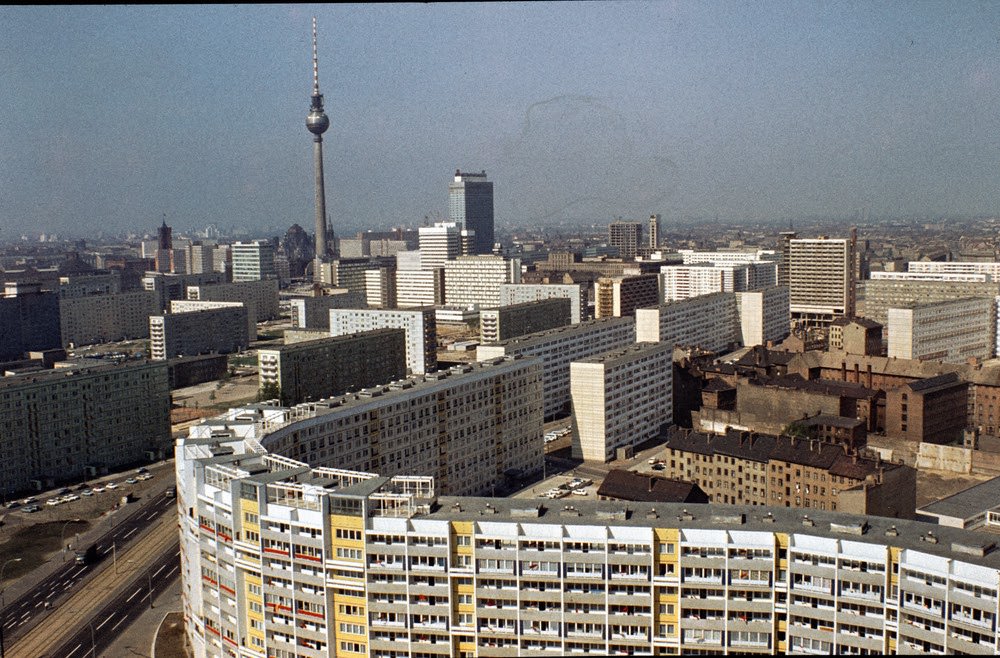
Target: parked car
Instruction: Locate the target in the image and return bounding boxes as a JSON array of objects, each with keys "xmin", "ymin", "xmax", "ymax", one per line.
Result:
[
  {"xmin": 22, "ymin": 504, "xmax": 40, "ymax": 513},
  {"xmin": 125, "ymin": 478, "xmax": 138, "ymax": 485},
  {"xmin": 105, "ymin": 482, "xmax": 118, "ymax": 490},
  {"xmin": 46, "ymin": 498, "xmax": 62, "ymax": 506},
  {"xmin": 81, "ymin": 489, "xmax": 94, "ymax": 496}
]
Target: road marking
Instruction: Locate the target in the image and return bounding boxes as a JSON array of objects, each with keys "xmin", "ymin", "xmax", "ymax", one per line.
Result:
[
  {"xmin": 46, "ymin": 591, "xmax": 55, "ymax": 599},
  {"xmin": 20, "ymin": 611, "xmax": 29, "ymax": 619},
  {"xmin": 125, "ymin": 587, "xmax": 142, "ymax": 603},
  {"xmin": 111, "ymin": 615, "xmax": 127, "ymax": 631},
  {"xmin": 123, "ymin": 527, "xmax": 137, "ymax": 539},
  {"xmin": 96, "ymin": 612, "xmax": 115, "ymax": 630},
  {"xmin": 102, "ymin": 546, "xmax": 113, "ymax": 554},
  {"xmin": 72, "ymin": 566, "xmax": 86, "ymax": 577},
  {"xmin": 152, "ymin": 564, "xmax": 166, "ymax": 578},
  {"xmin": 146, "ymin": 511, "xmax": 158, "ymax": 520},
  {"xmin": 66, "ymin": 643, "xmax": 82, "ymax": 657},
  {"xmin": 166, "ymin": 565, "xmax": 179, "ymax": 577}
]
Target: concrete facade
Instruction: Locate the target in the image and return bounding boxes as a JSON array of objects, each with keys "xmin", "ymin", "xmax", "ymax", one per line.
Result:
[
  {"xmin": 479, "ymin": 298, "xmax": 572, "ymax": 344},
  {"xmin": 257, "ymin": 330, "xmax": 407, "ymax": 406},
  {"xmin": 735, "ymin": 287, "xmax": 790, "ymax": 347},
  {"xmin": 887, "ymin": 297, "xmax": 995, "ymax": 364},
  {"xmin": 635, "ymin": 293, "xmax": 740, "ymax": 353},
  {"xmin": 329, "ymin": 307, "xmax": 437, "ymax": 375},
  {"xmin": 186, "ymin": 279, "xmax": 280, "ymax": 323},
  {"xmin": 595, "ymin": 274, "xmax": 660, "ymax": 318},
  {"xmin": 571, "ymin": 342, "xmax": 673, "ymax": 461},
  {"xmin": 150, "ymin": 302, "xmax": 250, "ymax": 360},
  {"xmin": 178, "ymin": 434, "xmax": 998, "ymax": 658},
  {"xmin": 477, "ymin": 317, "xmax": 636, "ymax": 419},
  {"xmin": 0, "ymin": 360, "xmax": 169, "ymax": 495},
  {"xmin": 58, "ymin": 289, "xmax": 158, "ymax": 347},
  {"xmin": 443, "ymin": 255, "xmax": 521, "ymax": 308},
  {"xmin": 500, "ymin": 283, "xmax": 585, "ymax": 324}
]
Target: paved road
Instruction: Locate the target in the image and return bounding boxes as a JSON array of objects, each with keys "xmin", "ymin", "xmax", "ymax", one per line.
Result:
[
  {"xmin": 47, "ymin": 540, "xmax": 180, "ymax": 658},
  {"xmin": 2, "ymin": 491, "xmax": 176, "ymax": 649},
  {"xmin": 7, "ymin": 512, "xmax": 179, "ymax": 658}
]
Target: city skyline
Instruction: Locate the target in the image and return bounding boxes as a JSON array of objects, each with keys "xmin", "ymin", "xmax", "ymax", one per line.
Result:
[{"xmin": 4, "ymin": 3, "xmax": 1000, "ymax": 238}]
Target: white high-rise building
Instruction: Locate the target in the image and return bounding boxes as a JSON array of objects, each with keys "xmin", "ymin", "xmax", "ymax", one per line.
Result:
[
  {"xmin": 908, "ymin": 261, "xmax": 1000, "ymax": 281},
  {"xmin": 635, "ymin": 292, "xmax": 739, "ymax": 353},
  {"xmin": 735, "ymin": 287, "xmax": 791, "ymax": 347},
  {"xmin": 418, "ymin": 222, "xmax": 472, "ymax": 269},
  {"xmin": 500, "ymin": 283, "xmax": 586, "ymax": 323},
  {"xmin": 364, "ymin": 267, "xmax": 397, "ymax": 308},
  {"xmin": 396, "ymin": 268, "xmax": 444, "ymax": 308},
  {"xmin": 230, "ymin": 240, "xmax": 277, "ymax": 282},
  {"xmin": 443, "ymin": 255, "xmax": 521, "ymax": 308},
  {"xmin": 477, "ymin": 317, "xmax": 636, "ymax": 419},
  {"xmin": 571, "ymin": 342, "xmax": 672, "ymax": 461},
  {"xmin": 329, "ymin": 307, "xmax": 437, "ymax": 375},
  {"xmin": 887, "ymin": 297, "xmax": 995, "ymax": 364},
  {"xmin": 788, "ymin": 237, "xmax": 854, "ymax": 328}
]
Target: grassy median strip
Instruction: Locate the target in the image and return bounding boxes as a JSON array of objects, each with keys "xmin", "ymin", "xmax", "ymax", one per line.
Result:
[{"xmin": 0, "ymin": 520, "xmax": 90, "ymax": 579}]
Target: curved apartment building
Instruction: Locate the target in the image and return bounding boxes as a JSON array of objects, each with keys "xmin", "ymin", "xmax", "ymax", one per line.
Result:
[{"xmin": 177, "ymin": 430, "xmax": 1000, "ymax": 657}]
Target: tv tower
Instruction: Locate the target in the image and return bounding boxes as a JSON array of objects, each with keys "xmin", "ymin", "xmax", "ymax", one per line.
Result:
[{"xmin": 306, "ymin": 17, "xmax": 331, "ymax": 279}]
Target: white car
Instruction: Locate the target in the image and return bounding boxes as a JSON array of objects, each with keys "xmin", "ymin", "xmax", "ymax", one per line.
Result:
[
  {"xmin": 572, "ymin": 488, "xmax": 589, "ymax": 496},
  {"xmin": 46, "ymin": 498, "xmax": 62, "ymax": 506},
  {"xmin": 105, "ymin": 482, "xmax": 119, "ymax": 490}
]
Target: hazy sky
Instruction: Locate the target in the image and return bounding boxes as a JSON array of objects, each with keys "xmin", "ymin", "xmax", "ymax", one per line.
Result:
[{"xmin": 3, "ymin": 3, "xmax": 1000, "ymax": 238}]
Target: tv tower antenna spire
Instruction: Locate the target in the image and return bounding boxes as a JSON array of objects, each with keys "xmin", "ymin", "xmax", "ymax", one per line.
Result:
[{"xmin": 306, "ymin": 17, "xmax": 331, "ymax": 280}]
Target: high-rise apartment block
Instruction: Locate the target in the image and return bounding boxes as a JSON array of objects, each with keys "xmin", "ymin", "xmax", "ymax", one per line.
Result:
[
  {"xmin": 257, "ymin": 330, "xmax": 406, "ymax": 405},
  {"xmin": 595, "ymin": 273, "xmax": 660, "ymax": 318},
  {"xmin": 288, "ymin": 291, "xmax": 366, "ymax": 331},
  {"xmin": 231, "ymin": 240, "xmax": 277, "ymax": 282},
  {"xmin": 500, "ymin": 283, "xmax": 586, "ymax": 324},
  {"xmin": 365, "ymin": 267, "xmax": 397, "ymax": 308},
  {"xmin": 477, "ymin": 317, "xmax": 636, "ymax": 419},
  {"xmin": 443, "ymin": 255, "xmax": 521, "ymax": 308},
  {"xmin": 735, "ymin": 287, "xmax": 791, "ymax": 347},
  {"xmin": 178, "ymin": 432, "xmax": 1000, "ymax": 658},
  {"xmin": 418, "ymin": 222, "xmax": 469, "ymax": 269},
  {"xmin": 150, "ymin": 302, "xmax": 250, "ymax": 360},
  {"xmin": 395, "ymin": 268, "xmax": 445, "ymax": 308},
  {"xmin": 448, "ymin": 169, "xmax": 494, "ymax": 254},
  {"xmin": 59, "ymin": 289, "xmax": 159, "ymax": 347},
  {"xmin": 635, "ymin": 293, "xmax": 740, "ymax": 353},
  {"xmin": 608, "ymin": 221, "xmax": 643, "ymax": 260},
  {"xmin": 1, "ymin": 360, "xmax": 169, "ymax": 494},
  {"xmin": 0, "ymin": 282, "xmax": 62, "ymax": 361},
  {"xmin": 479, "ymin": 298, "xmax": 572, "ymax": 344},
  {"xmin": 571, "ymin": 342, "xmax": 672, "ymax": 461},
  {"xmin": 186, "ymin": 279, "xmax": 280, "ymax": 323},
  {"xmin": 862, "ymin": 276, "xmax": 1000, "ymax": 327},
  {"xmin": 329, "ymin": 308, "xmax": 437, "ymax": 375},
  {"xmin": 788, "ymin": 237, "xmax": 855, "ymax": 328},
  {"xmin": 887, "ymin": 298, "xmax": 995, "ymax": 364}
]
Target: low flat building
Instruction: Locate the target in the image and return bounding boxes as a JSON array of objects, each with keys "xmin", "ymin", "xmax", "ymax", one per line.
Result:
[
  {"xmin": 257, "ymin": 330, "xmax": 406, "ymax": 405},
  {"xmin": 917, "ymin": 475, "xmax": 1000, "ymax": 530}
]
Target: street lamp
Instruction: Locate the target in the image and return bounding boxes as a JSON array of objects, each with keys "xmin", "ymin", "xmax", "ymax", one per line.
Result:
[
  {"xmin": 61, "ymin": 518, "xmax": 82, "ymax": 560},
  {"xmin": 0, "ymin": 557, "xmax": 23, "ymax": 658},
  {"xmin": 0, "ymin": 557, "xmax": 22, "ymax": 607}
]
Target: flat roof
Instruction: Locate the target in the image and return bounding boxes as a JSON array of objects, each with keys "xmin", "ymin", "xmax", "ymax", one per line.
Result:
[{"xmin": 919, "ymin": 476, "xmax": 1000, "ymax": 521}]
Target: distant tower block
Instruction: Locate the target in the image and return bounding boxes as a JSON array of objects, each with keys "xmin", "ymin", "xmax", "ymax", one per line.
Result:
[{"xmin": 306, "ymin": 17, "xmax": 331, "ymax": 279}]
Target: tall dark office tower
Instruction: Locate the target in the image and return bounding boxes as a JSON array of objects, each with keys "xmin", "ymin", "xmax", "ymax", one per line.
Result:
[
  {"xmin": 155, "ymin": 218, "xmax": 173, "ymax": 273},
  {"xmin": 306, "ymin": 17, "xmax": 331, "ymax": 278},
  {"xmin": 449, "ymin": 170, "xmax": 494, "ymax": 255},
  {"xmin": 0, "ymin": 282, "xmax": 62, "ymax": 360}
]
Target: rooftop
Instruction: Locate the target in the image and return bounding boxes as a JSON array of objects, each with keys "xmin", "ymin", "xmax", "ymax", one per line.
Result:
[{"xmin": 918, "ymin": 475, "xmax": 1000, "ymax": 522}]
